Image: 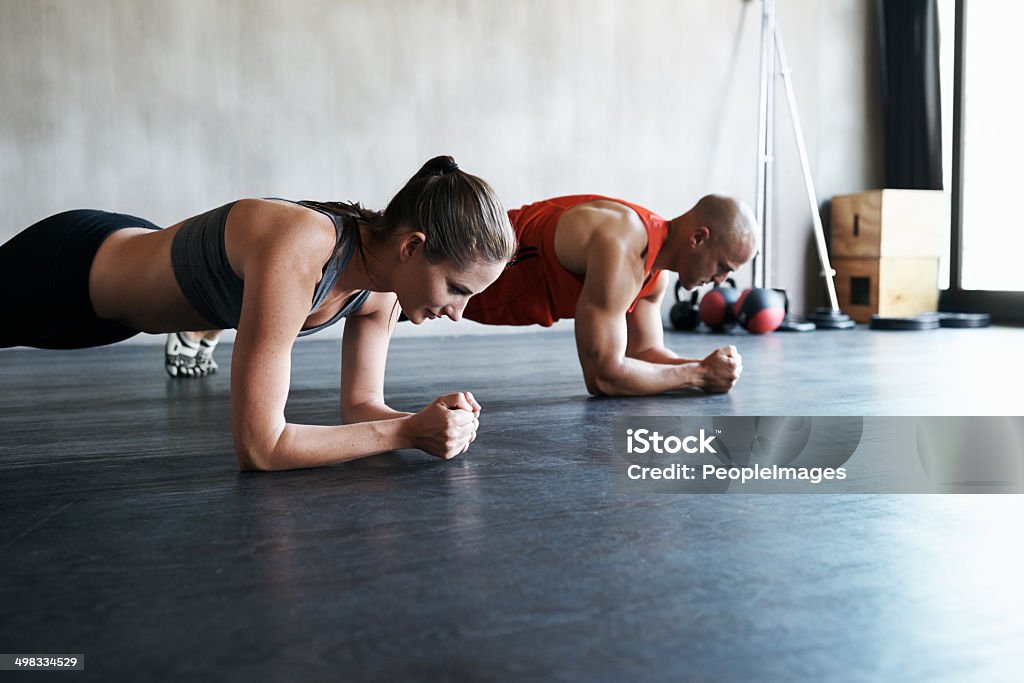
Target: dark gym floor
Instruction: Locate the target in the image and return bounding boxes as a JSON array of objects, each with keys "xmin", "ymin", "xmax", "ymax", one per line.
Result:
[{"xmin": 2, "ymin": 326, "xmax": 1023, "ymax": 682}]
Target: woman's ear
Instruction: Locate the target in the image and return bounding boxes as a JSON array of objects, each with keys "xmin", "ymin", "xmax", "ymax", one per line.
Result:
[{"xmin": 399, "ymin": 231, "xmax": 427, "ymax": 262}]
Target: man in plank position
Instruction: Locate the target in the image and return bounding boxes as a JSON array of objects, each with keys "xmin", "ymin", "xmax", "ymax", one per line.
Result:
[{"xmin": 462, "ymin": 194, "xmax": 758, "ymax": 395}]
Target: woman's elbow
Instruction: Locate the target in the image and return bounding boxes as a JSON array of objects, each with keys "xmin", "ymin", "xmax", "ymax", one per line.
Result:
[
  {"xmin": 234, "ymin": 440, "xmax": 279, "ymax": 472},
  {"xmin": 233, "ymin": 421, "xmax": 289, "ymax": 471},
  {"xmin": 236, "ymin": 449, "xmax": 266, "ymax": 472},
  {"xmin": 339, "ymin": 403, "xmax": 364, "ymax": 425}
]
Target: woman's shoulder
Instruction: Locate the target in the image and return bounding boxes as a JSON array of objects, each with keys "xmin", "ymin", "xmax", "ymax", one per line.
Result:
[
  {"xmin": 224, "ymin": 199, "xmax": 338, "ymax": 277},
  {"xmin": 231, "ymin": 199, "xmax": 334, "ymax": 243},
  {"xmin": 347, "ymin": 290, "xmax": 398, "ymax": 318},
  {"xmin": 229, "ymin": 197, "xmax": 330, "ymax": 225}
]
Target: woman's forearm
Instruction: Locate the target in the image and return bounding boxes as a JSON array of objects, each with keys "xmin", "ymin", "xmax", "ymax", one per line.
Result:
[
  {"xmin": 341, "ymin": 400, "xmax": 413, "ymax": 424},
  {"xmin": 238, "ymin": 418, "xmax": 412, "ymax": 471}
]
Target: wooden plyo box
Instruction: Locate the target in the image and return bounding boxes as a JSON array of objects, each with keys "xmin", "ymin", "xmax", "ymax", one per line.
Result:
[
  {"xmin": 832, "ymin": 256, "xmax": 940, "ymax": 323},
  {"xmin": 830, "ymin": 190, "xmax": 948, "ymax": 322},
  {"xmin": 831, "ymin": 189, "xmax": 948, "ymax": 258}
]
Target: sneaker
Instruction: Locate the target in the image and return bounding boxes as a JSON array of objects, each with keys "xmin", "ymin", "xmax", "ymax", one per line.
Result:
[
  {"xmin": 196, "ymin": 337, "xmax": 220, "ymax": 375},
  {"xmin": 165, "ymin": 332, "xmax": 203, "ymax": 378}
]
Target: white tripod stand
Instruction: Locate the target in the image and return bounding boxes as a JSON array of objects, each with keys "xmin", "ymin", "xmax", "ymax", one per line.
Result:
[{"xmin": 752, "ymin": 0, "xmax": 855, "ymax": 329}]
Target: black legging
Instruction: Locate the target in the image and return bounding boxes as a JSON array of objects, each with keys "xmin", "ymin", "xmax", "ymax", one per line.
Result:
[{"xmin": 0, "ymin": 210, "xmax": 160, "ymax": 349}]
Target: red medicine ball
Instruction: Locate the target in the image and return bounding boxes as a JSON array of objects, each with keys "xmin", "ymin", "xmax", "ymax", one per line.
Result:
[
  {"xmin": 734, "ymin": 288, "xmax": 786, "ymax": 334},
  {"xmin": 699, "ymin": 287, "xmax": 741, "ymax": 329}
]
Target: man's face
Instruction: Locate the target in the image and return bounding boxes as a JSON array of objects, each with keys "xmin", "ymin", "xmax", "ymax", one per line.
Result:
[{"xmin": 676, "ymin": 238, "xmax": 753, "ymax": 290}]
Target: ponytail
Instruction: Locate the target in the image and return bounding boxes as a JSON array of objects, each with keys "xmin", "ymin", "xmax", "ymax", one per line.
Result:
[
  {"xmin": 309, "ymin": 155, "xmax": 516, "ymax": 270},
  {"xmin": 411, "ymin": 155, "xmax": 460, "ymax": 179}
]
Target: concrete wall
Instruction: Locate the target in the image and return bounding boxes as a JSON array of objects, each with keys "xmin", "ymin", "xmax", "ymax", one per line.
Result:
[{"xmin": 0, "ymin": 0, "xmax": 883, "ymax": 343}]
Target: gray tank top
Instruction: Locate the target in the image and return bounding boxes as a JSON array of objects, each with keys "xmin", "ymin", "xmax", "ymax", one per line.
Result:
[{"xmin": 170, "ymin": 200, "xmax": 370, "ymax": 335}]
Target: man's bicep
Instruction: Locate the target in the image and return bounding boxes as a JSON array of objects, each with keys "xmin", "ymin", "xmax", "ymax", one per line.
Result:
[
  {"xmin": 574, "ymin": 242, "xmax": 642, "ymax": 370},
  {"xmin": 575, "ymin": 294, "xmax": 628, "ymax": 364},
  {"xmin": 626, "ymin": 300, "xmax": 666, "ymax": 356},
  {"xmin": 626, "ymin": 273, "xmax": 669, "ymax": 355}
]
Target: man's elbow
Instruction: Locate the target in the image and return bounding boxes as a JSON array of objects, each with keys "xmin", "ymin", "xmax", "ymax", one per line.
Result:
[
  {"xmin": 624, "ymin": 345, "xmax": 648, "ymax": 363},
  {"xmin": 585, "ymin": 367, "xmax": 626, "ymax": 397}
]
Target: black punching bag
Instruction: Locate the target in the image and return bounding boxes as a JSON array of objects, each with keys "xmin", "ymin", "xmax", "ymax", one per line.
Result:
[
  {"xmin": 734, "ymin": 288, "xmax": 787, "ymax": 334},
  {"xmin": 699, "ymin": 279, "xmax": 740, "ymax": 330}
]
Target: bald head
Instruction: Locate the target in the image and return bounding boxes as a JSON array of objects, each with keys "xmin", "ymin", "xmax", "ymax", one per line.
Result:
[
  {"xmin": 692, "ymin": 194, "xmax": 759, "ymax": 254},
  {"xmin": 663, "ymin": 194, "xmax": 759, "ymax": 289}
]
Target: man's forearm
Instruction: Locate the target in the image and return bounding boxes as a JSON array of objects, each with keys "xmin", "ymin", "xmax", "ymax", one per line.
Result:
[
  {"xmin": 586, "ymin": 356, "xmax": 706, "ymax": 396},
  {"xmin": 628, "ymin": 346, "xmax": 698, "ymax": 365}
]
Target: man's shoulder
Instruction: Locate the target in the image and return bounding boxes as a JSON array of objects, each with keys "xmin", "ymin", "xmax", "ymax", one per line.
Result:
[
  {"xmin": 561, "ymin": 199, "xmax": 647, "ymax": 247},
  {"xmin": 553, "ymin": 201, "xmax": 649, "ymax": 282}
]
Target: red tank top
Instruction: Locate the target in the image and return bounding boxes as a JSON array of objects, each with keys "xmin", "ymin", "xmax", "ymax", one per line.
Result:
[{"xmin": 464, "ymin": 195, "xmax": 669, "ymax": 326}]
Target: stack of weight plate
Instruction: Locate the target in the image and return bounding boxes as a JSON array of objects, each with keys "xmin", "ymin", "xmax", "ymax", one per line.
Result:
[{"xmin": 869, "ymin": 312, "xmax": 991, "ymax": 330}]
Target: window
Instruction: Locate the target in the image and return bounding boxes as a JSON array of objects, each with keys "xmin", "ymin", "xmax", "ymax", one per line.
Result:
[{"xmin": 941, "ymin": 0, "xmax": 1024, "ymax": 320}]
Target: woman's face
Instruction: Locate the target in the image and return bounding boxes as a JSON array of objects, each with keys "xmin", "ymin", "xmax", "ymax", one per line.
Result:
[{"xmin": 393, "ymin": 240, "xmax": 504, "ymax": 324}]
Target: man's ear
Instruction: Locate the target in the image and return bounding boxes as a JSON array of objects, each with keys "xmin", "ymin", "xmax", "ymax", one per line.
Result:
[
  {"xmin": 399, "ymin": 232, "xmax": 427, "ymax": 262},
  {"xmin": 691, "ymin": 225, "xmax": 711, "ymax": 247}
]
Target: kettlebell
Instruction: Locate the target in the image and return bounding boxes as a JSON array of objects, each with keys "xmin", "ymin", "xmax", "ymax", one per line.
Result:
[
  {"xmin": 734, "ymin": 287, "xmax": 787, "ymax": 334},
  {"xmin": 699, "ymin": 278, "xmax": 740, "ymax": 330},
  {"xmin": 670, "ymin": 279, "xmax": 700, "ymax": 330}
]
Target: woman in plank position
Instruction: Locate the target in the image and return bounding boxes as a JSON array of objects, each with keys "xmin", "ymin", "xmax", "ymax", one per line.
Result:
[{"xmin": 0, "ymin": 156, "xmax": 515, "ymax": 470}]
